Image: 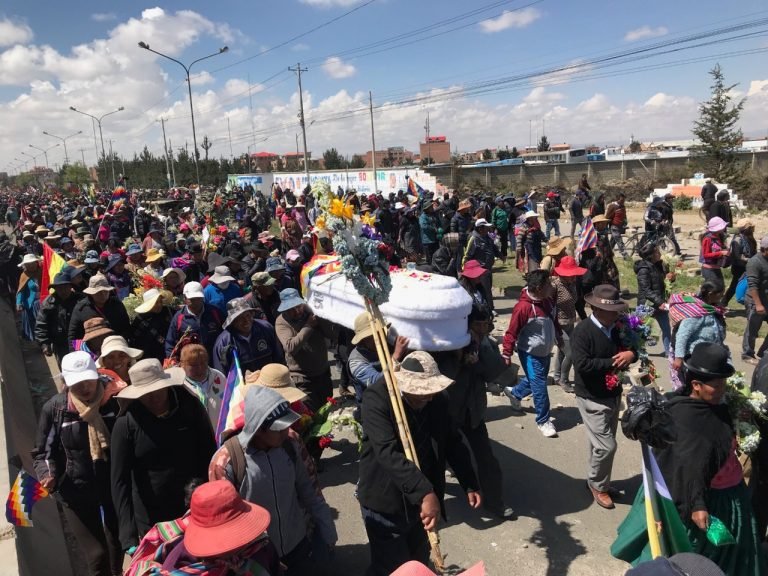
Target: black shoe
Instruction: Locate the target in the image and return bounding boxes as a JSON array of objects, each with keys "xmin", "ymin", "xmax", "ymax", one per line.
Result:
[
  {"xmin": 486, "ymin": 505, "xmax": 517, "ymax": 521},
  {"xmin": 558, "ymin": 381, "xmax": 575, "ymax": 394}
]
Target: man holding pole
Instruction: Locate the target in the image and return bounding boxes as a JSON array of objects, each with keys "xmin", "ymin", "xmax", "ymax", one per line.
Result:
[{"xmin": 358, "ymin": 351, "xmax": 482, "ymax": 576}]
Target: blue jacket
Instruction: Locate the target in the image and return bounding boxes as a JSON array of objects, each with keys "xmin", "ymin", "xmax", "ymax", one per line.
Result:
[
  {"xmin": 419, "ymin": 212, "xmax": 438, "ymax": 245},
  {"xmin": 165, "ymin": 304, "xmax": 224, "ymax": 357},
  {"xmin": 212, "ymin": 320, "xmax": 285, "ymax": 375},
  {"xmin": 203, "ymin": 282, "xmax": 243, "ymax": 314},
  {"xmin": 674, "ymin": 315, "xmax": 726, "ymax": 359}
]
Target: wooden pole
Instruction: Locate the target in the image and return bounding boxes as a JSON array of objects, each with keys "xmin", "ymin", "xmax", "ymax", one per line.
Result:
[{"xmin": 363, "ymin": 299, "xmax": 445, "ymax": 573}]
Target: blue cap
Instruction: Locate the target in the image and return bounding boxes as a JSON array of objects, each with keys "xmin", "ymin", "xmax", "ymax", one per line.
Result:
[
  {"xmin": 126, "ymin": 243, "xmax": 142, "ymax": 256},
  {"xmin": 277, "ymin": 288, "xmax": 306, "ymax": 313},
  {"xmin": 265, "ymin": 257, "xmax": 285, "ymax": 273},
  {"xmin": 105, "ymin": 254, "xmax": 124, "ymax": 271},
  {"xmin": 84, "ymin": 250, "xmax": 100, "ymax": 264}
]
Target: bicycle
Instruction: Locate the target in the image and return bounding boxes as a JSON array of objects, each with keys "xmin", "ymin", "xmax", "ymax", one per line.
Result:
[
  {"xmin": 623, "ymin": 223, "xmax": 677, "ymax": 257},
  {"xmin": 698, "ymin": 200, "xmax": 743, "ymax": 223}
]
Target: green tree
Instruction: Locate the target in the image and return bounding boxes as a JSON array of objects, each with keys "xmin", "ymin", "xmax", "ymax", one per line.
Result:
[
  {"xmin": 201, "ymin": 136, "xmax": 213, "ymax": 162},
  {"xmin": 420, "ymin": 157, "xmax": 433, "ymax": 166},
  {"xmin": 349, "ymin": 154, "xmax": 366, "ymax": 169},
  {"xmin": 628, "ymin": 140, "xmax": 642, "ymax": 153},
  {"xmin": 537, "ymin": 136, "xmax": 550, "ymax": 152},
  {"xmin": 497, "ymin": 149, "xmax": 511, "ymax": 160},
  {"xmin": 690, "ymin": 63, "xmax": 747, "ymax": 187},
  {"xmin": 62, "ymin": 163, "xmax": 91, "ymax": 186},
  {"xmin": 380, "ymin": 156, "xmax": 392, "ymax": 167},
  {"xmin": 323, "ymin": 147, "xmax": 344, "ymax": 170},
  {"xmin": 482, "ymin": 148, "xmax": 493, "ymax": 160},
  {"xmin": 510, "ymin": 147, "xmax": 520, "ymax": 158}
]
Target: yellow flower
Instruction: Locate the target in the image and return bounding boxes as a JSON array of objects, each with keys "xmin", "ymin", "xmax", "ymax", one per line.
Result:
[
  {"xmin": 330, "ymin": 198, "xmax": 346, "ymax": 218},
  {"xmin": 315, "ymin": 215, "xmax": 326, "ymax": 230},
  {"xmin": 342, "ymin": 203, "xmax": 354, "ymax": 220},
  {"xmin": 361, "ymin": 213, "xmax": 376, "ymax": 227}
]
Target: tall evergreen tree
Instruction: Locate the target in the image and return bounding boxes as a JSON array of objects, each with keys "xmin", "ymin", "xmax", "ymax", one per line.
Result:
[
  {"xmin": 537, "ymin": 135, "xmax": 550, "ymax": 152},
  {"xmin": 690, "ymin": 64, "xmax": 746, "ymax": 187}
]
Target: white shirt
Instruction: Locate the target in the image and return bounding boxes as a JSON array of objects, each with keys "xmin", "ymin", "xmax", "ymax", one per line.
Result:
[{"xmin": 590, "ymin": 314, "xmax": 613, "ymax": 340}]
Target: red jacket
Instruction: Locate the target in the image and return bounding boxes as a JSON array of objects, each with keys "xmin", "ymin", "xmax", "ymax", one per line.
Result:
[{"xmin": 502, "ymin": 288, "xmax": 562, "ymax": 358}]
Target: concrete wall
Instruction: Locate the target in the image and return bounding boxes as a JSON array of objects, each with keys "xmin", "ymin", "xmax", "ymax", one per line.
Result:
[{"xmin": 428, "ymin": 152, "xmax": 768, "ymax": 191}]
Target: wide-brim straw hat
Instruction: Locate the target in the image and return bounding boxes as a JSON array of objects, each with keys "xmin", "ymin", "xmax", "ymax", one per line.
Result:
[
  {"xmin": 18, "ymin": 254, "xmax": 42, "ymax": 268},
  {"xmin": 546, "ymin": 236, "xmax": 571, "ymax": 256},
  {"xmin": 119, "ymin": 359, "xmax": 185, "ymax": 401},
  {"xmin": 457, "ymin": 199, "xmax": 472, "ymax": 212},
  {"xmin": 245, "ymin": 364, "xmax": 307, "ymax": 404},
  {"xmin": 96, "ymin": 335, "xmax": 143, "ymax": 367},
  {"xmin": 591, "ymin": 215, "xmax": 610, "ymax": 225},
  {"xmin": 351, "ymin": 312, "xmax": 375, "ymax": 346},
  {"xmin": 736, "ymin": 218, "xmax": 754, "ymax": 231},
  {"xmin": 135, "ymin": 288, "xmax": 166, "ymax": 314},
  {"xmin": 396, "ymin": 351, "xmax": 454, "ymax": 396},
  {"xmin": 584, "ymin": 284, "xmax": 628, "ymax": 312},
  {"xmin": 145, "ymin": 249, "xmax": 164, "ymax": 263}
]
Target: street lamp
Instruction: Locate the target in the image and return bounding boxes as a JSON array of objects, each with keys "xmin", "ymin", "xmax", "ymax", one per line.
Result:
[
  {"xmin": 138, "ymin": 41, "xmax": 228, "ymax": 186},
  {"xmin": 29, "ymin": 143, "xmax": 60, "ymax": 169},
  {"xmin": 43, "ymin": 130, "xmax": 82, "ymax": 165},
  {"xmin": 21, "ymin": 150, "xmax": 39, "ymax": 168},
  {"xmin": 69, "ymin": 106, "xmax": 124, "ymax": 184},
  {"xmin": 14, "ymin": 158, "xmax": 28, "ymax": 172}
]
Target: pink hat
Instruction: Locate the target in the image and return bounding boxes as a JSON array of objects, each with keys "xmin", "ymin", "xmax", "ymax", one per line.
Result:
[
  {"xmin": 460, "ymin": 260, "xmax": 488, "ymax": 279},
  {"xmin": 390, "ymin": 561, "xmax": 485, "ymax": 576},
  {"xmin": 707, "ymin": 217, "xmax": 727, "ymax": 233}
]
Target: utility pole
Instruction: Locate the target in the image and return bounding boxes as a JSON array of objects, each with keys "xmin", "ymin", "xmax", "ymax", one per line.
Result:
[
  {"xmin": 108, "ymin": 139, "xmax": 116, "ymax": 188},
  {"xmin": 227, "ymin": 117, "xmax": 233, "ymax": 161},
  {"xmin": 369, "ymin": 91, "xmax": 377, "ymax": 194},
  {"xmin": 160, "ymin": 118, "xmax": 172, "ymax": 188},
  {"xmin": 289, "ymin": 63, "xmax": 311, "ymax": 189},
  {"xmin": 169, "ymin": 139, "xmax": 177, "ymax": 187},
  {"xmin": 79, "ymin": 148, "xmax": 87, "ymax": 167},
  {"xmin": 424, "ymin": 111, "xmax": 431, "ymax": 166}
]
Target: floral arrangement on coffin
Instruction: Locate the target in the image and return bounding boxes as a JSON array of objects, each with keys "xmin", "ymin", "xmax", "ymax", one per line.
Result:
[
  {"xmin": 724, "ymin": 371, "xmax": 768, "ymax": 455},
  {"xmin": 605, "ymin": 304, "xmax": 656, "ymax": 392},
  {"xmin": 295, "ymin": 396, "xmax": 364, "ymax": 452},
  {"xmin": 311, "ymin": 180, "xmax": 392, "ymax": 305}
]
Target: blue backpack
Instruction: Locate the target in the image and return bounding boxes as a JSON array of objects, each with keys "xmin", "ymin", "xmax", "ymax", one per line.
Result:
[{"xmin": 736, "ymin": 273, "xmax": 748, "ymax": 305}]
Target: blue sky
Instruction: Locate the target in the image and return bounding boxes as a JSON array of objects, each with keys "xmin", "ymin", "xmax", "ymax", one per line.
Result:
[{"xmin": 1, "ymin": 0, "xmax": 767, "ymax": 170}]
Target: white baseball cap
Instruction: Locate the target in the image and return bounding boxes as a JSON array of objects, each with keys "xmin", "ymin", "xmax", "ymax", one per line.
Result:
[
  {"xmin": 183, "ymin": 281, "xmax": 205, "ymax": 299},
  {"xmin": 61, "ymin": 351, "xmax": 99, "ymax": 387},
  {"xmin": 474, "ymin": 218, "xmax": 490, "ymax": 228}
]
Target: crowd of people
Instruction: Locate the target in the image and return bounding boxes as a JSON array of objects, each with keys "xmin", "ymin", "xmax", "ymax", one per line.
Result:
[{"xmin": 0, "ymin": 174, "xmax": 765, "ymax": 576}]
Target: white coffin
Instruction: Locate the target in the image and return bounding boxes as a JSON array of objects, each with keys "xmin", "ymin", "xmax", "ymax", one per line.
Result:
[{"xmin": 306, "ymin": 269, "xmax": 473, "ymax": 351}]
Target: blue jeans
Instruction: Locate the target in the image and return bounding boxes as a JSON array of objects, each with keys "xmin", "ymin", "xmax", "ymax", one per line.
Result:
[
  {"xmin": 654, "ymin": 310, "xmax": 671, "ymax": 356},
  {"xmin": 509, "ymin": 351, "xmax": 551, "ymax": 424},
  {"xmin": 545, "ymin": 219, "xmax": 560, "ymax": 239}
]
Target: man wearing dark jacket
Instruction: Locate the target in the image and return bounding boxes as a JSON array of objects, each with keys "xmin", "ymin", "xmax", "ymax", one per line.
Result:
[
  {"xmin": 68, "ymin": 274, "xmax": 131, "ymax": 343},
  {"xmin": 633, "ymin": 243, "xmax": 672, "ymax": 356},
  {"xmin": 572, "ymin": 285, "xmax": 637, "ymax": 510},
  {"xmin": 358, "ymin": 351, "xmax": 481, "ymax": 576},
  {"xmin": 165, "ymin": 281, "xmax": 224, "ymax": 358},
  {"xmin": 462, "ymin": 218, "xmax": 500, "ymax": 311},
  {"xmin": 36, "ymin": 267, "xmax": 86, "ymax": 365}
]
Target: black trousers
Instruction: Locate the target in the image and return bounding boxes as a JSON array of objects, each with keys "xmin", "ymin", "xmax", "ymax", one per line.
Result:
[
  {"xmin": 423, "ymin": 243, "xmax": 437, "ymax": 265},
  {"xmin": 722, "ymin": 266, "xmax": 745, "ymax": 306},
  {"xmin": 59, "ymin": 490, "xmax": 122, "ymax": 576},
  {"xmin": 296, "ymin": 369, "xmax": 333, "ymax": 413},
  {"xmin": 362, "ymin": 506, "xmax": 430, "ymax": 576},
  {"xmin": 461, "ymin": 421, "xmax": 504, "ymax": 512}
]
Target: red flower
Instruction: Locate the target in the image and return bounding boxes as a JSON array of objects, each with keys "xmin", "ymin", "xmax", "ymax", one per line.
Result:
[
  {"xmin": 326, "ymin": 396, "xmax": 338, "ymax": 406},
  {"xmin": 605, "ymin": 373, "xmax": 620, "ymax": 391},
  {"xmin": 318, "ymin": 436, "xmax": 333, "ymax": 449}
]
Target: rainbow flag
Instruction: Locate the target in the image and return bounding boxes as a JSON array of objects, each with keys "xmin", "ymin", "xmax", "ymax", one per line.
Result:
[
  {"xmin": 407, "ymin": 176, "xmax": 426, "ymax": 201},
  {"xmin": 300, "ymin": 254, "xmax": 342, "ymax": 297},
  {"xmin": 216, "ymin": 349, "xmax": 245, "ymax": 445},
  {"xmin": 111, "ymin": 186, "xmax": 127, "ymax": 201},
  {"xmin": 575, "ymin": 217, "xmax": 598, "ymax": 260},
  {"xmin": 5, "ymin": 470, "xmax": 49, "ymax": 527},
  {"xmin": 40, "ymin": 243, "xmax": 67, "ymax": 302}
]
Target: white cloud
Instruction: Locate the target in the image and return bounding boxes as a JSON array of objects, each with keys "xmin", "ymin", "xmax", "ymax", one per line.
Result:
[
  {"xmin": 747, "ymin": 79, "xmax": 768, "ymax": 97},
  {"xmin": 292, "ymin": 43, "xmax": 310, "ymax": 52},
  {"xmin": 91, "ymin": 13, "xmax": 117, "ymax": 22},
  {"xmin": 0, "ymin": 18, "xmax": 33, "ymax": 47},
  {"xmin": 299, "ymin": 0, "xmax": 364, "ymax": 6},
  {"xmin": 624, "ymin": 25, "xmax": 668, "ymax": 42},
  {"xmin": 479, "ymin": 7, "xmax": 541, "ymax": 34},
  {"xmin": 533, "ymin": 59, "xmax": 593, "ymax": 86},
  {"xmin": 322, "ymin": 56, "xmax": 356, "ymax": 79},
  {"xmin": 189, "ymin": 71, "xmax": 214, "ymax": 86}
]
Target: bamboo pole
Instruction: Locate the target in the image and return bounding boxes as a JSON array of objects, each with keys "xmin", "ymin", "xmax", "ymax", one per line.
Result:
[{"xmin": 364, "ymin": 299, "xmax": 445, "ymax": 573}]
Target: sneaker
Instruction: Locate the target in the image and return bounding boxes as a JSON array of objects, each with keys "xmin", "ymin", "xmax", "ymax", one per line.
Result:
[
  {"xmin": 537, "ymin": 419, "xmax": 558, "ymax": 438},
  {"xmin": 558, "ymin": 381, "xmax": 575, "ymax": 394},
  {"xmin": 502, "ymin": 388, "xmax": 523, "ymax": 412}
]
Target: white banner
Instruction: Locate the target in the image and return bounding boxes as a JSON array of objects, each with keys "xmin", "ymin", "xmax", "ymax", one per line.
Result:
[{"xmin": 271, "ymin": 167, "xmax": 441, "ymax": 196}]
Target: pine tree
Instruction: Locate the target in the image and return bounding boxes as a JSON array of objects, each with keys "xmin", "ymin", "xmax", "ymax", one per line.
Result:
[
  {"xmin": 691, "ymin": 64, "xmax": 746, "ymax": 187},
  {"xmin": 510, "ymin": 147, "xmax": 520, "ymax": 158},
  {"xmin": 537, "ymin": 135, "xmax": 550, "ymax": 152}
]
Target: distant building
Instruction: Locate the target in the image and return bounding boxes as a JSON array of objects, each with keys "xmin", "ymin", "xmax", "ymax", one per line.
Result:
[
  {"xmin": 550, "ymin": 143, "xmax": 570, "ymax": 152},
  {"xmin": 419, "ymin": 136, "xmax": 451, "ymax": 164},
  {"xmin": 364, "ymin": 146, "xmax": 414, "ymax": 167},
  {"xmin": 741, "ymin": 137, "xmax": 768, "ymax": 151}
]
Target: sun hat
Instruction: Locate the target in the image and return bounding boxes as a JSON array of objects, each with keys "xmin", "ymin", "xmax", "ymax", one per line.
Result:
[
  {"xmin": 96, "ymin": 335, "xmax": 143, "ymax": 367},
  {"xmin": 474, "ymin": 218, "xmax": 490, "ymax": 228},
  {"xmin": 247, "ymin": 363, "xmax": 307, "ymax": 403},
  {"xmin": 51, "ymin": 267, "xmax": 76, "ymax": 286},
  {"xmin": 707, "ymin": 217, "xmax": 727, "ymax": 233},
  {"xmin": 223, "ymin": 297, "xmax": 256, "ymax": 329},
  {"xmin": 683, "ymin": 342, "xmax": 735, "ymax": 380},
  {"xmin": 45, "ymin": 231, "xmax": 62, "ymax": 241},
  {"xmin": 265, "ymin": 257, "xmax": 286, "ymax": 274},
  {"xmin": 625, "ymin": 553, "xmax": 725, "ymax": 576},
  {"xmin": 126, "ymin": 244, "xmax": 143, "ymax": 256},
  {"xmin": 591, "ymin": 215, "xmax": 610, "ymax": 225},
  {"xmin": 60, "ymin": 351, "xmax": 100, "ymax": 387},
  {"xmin": 83, "ymin": 274, "xmax": 114, "ymax": 295},
  {"xmin": 245, "ymin": 386, "xmax": 301, "ymax": 432},
  {"xmin": 546, "ymin": 236, "xmax": 571, "ymax": 256},
  {"xmin": 84, "ymin": 250, "xmax": 100, "ymax": 264},
  {"xmin": 553, "ymin": 256, "xmax": 587, "ymax": 277},
  {"xmin": 17, "ymin": 254, "xmax": 42, "ymax": 268},
  {"xmin": 135, "ymin": 288, "xmax": 165, "ymax": 314},
  {"xmin": 209, "ymin": 265, "xmax": 236, "ymax": 285},
  {"xmin": 460, "ymin": 260, "xmax": 488, "ymax": 279},
  {"xmin": 118, "ymin": 359, "xmax": 185, "ymax": 401},
  {"xmin": 457, "ymin": 199, "xmax": 472, "ymax": 212},
  {"xmin": 161, "ymin": 267, "xmax": 186, "ymax": 283},
  {"xmin": 285, "ymin": 249, "xmax": 302, "ymax": 263},
  {"xmin": 60, "ymin": 236, "xmax": 73, "ymax": 245},
  {"xmin": 736, "ymin": 218, "xmax": 754, "ymax": 231},
  {"xmin": 22, "ymin": 231, "xmax": 34, "ymax": 239},
  {"xmin": 396, "ymin": 351, "xmax": 454, "ymax": 396},
  {"xmin": 277, "ymin": 288, "xmax": 306, "ymax": 313},
  {"xmin": 523, "ymin": 210, "xmax": 539, "ymax": 220},
  {"xmin": 105, "ymin": 254, "xmax": 125, "ymax": 272},
  {"xmin": 251, "ymin": 271, "xmax": 276, "ymax": 287},
  {"xmin": 145, "ymin": 248, "xmax": 164, "ymax": 263},
  {"xmin": 350, "ymin": 312, "xmax": 375, "ymax": 346},
  {"xmin": 184, "ymin": 480, "xmax": 271, "ymax": 558},
  {"xmin": 82, "ymin": 317, "xmax": 115, "ymax": 342},
  {"xmin": 183, "ymin": 281, "xmax": 205, "ymax": 300},
  {"xmin": 585, "ymin": 284, "xmax": 628, "ymax": 312},
  {"xmin": 391, "ymin": 561, "xmax": 485, "ymax": 576},
  {"xmin": 34, "ymin": 225, "xmax": 49, "ymax": 234}
]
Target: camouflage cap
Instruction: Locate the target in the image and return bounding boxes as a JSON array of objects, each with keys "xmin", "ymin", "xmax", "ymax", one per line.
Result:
[{"xmin": 396, "ymin": 351, "xmax": 454, "ymax": 396}]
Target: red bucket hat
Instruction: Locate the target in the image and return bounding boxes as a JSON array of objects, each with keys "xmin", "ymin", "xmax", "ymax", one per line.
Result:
[
  {"xmin": 184, "ymin": 480, "xmax": 271, "ymax": 558},
  {"xmin": 553, "ymin": 255, "xmax": 587, "ymax": 277},
  {"xmin": 460, "ymin": 260, "xmax": 488, "ymax": 279}
]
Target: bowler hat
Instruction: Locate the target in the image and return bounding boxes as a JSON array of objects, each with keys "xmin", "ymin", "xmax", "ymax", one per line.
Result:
[{"xmin": 683, "ymin": 342, "xmax": 735, "ymax": 380}]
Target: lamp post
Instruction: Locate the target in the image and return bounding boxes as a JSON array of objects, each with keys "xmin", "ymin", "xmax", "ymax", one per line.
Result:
[
  {"xmin": 21, "ymin": 151, "xmax": 39, "ymax": 167},
  {"xmin": 69, "ymin": 106, "xmax": 124, "ymax": 184},
  {"xmin": 137, "ymin": 41, "xmax": 228, "ymax": 187},
  {"xmin": 29, "ymin": 143, "xmax": 59, "ymax": 169},
  {"xmin": 14, "ymin": 158, "xmax": 28, "ymax": 172},
  {"xmin": 43, "ymin": 130, "xmax": 82, "ymax": 165}
]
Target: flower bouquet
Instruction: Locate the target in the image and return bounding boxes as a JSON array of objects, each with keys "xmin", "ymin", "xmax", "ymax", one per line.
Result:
[
  {"xmin": 661, "ymin": 254, "xmax": 684, "ymax": 294},
  {"xmin": 606, "ymin": 304, "xmax": 656, "ymax": 390},
  {"xmin": 296, "ymin": 396, "xmax": 363, "ymax": 452},
  {"xmin": 725, "ymin": 371, "xmax": 767, "ymax": 455}
]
